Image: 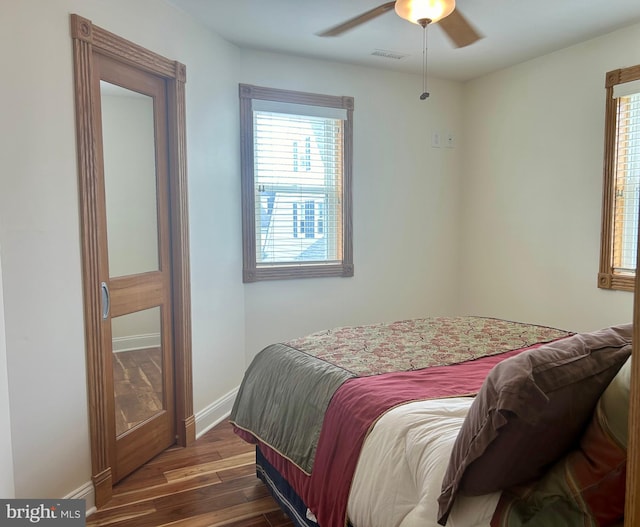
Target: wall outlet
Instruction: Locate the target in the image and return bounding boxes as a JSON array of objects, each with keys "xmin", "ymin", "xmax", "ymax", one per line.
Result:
[
  {"xmin": 445, "ymin": 131, "xmax": 455, "ymax": 148},
  {"xmin": 431, "ymin": 131, "xmax": 441, "ymax": 148}
]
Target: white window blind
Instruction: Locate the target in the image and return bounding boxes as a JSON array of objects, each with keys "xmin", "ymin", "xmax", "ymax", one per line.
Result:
[
  {"xmin": 614, "ymin": 91, "xmax": 640, "ymax": 271},
  {"xmin": 252, "ymin": 107, "xmax": 344, "ymax": 265},
  {"xmin": 613, "ymin": 79, "xmax": 640, "ymax": 99}
]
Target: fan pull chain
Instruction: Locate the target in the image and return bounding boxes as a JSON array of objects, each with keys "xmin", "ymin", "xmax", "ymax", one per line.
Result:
[{"xmin": 419, "ymin": 19, "xmax": 430, "ymax": 100}]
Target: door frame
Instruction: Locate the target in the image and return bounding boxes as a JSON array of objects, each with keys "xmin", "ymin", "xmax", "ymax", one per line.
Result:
[{"xmin": 70, "ymin": 14, "xmax": 194, "ymax": 508}]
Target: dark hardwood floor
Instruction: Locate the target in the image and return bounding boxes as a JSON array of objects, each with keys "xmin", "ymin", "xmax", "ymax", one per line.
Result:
[{"xmin": 87, "ymin": 420, "xmax": 294, "ymax": 527}]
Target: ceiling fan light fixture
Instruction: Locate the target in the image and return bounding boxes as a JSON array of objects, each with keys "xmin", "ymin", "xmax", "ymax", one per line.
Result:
[{"xmin": 394, "ymin": 0, "xmax": 455, "ymax": 24}]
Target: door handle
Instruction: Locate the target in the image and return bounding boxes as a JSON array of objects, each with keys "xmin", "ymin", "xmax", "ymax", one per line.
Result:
[{"xmin": 101, "ymin": 281, "xmax": 110, "ymax": 320}]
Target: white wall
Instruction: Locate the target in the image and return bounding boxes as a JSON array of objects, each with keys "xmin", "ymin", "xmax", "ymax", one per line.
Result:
[
  {"xmin": 0, "ymin": 0, "xmax": 244, "ymax": 504},
  {"xmin": 239, "ymin": 50, "xmax": 465, "ymax": 359},
  {"xmin": 0, "ymin": 245, "xmax": 15, "ymax": 498},
  {"xmin": 460, "ymin": 23, "xmax": 640, "ymax": 332}
]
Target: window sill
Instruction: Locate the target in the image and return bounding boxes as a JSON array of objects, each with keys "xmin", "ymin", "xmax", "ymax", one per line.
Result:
[{"xmin": 243, "ymin": 263, "xmax": 354, "ymax": 283}]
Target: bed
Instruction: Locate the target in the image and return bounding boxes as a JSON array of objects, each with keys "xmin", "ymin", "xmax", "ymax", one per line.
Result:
[{"xmin": 230, "ymin": 316, "xmax": 633, "ymax": 527}]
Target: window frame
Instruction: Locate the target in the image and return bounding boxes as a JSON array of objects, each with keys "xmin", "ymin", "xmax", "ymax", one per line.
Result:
[
  {"xmin": 239, "ymin": 84, "xmax": 354, "ymax": 282},
  {"xmin": 599, "ymin": 65, "xmax": 640, "ymax": 292}
]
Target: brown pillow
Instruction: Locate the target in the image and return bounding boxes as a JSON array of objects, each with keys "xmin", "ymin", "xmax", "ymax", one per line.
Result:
[
  {"xmin": 490, "ymin": 357, "xmax": 632, "ymax": 527},
  {"xmin": 437, "ymin": 324, "xmax": 632, "ymax": 526}
]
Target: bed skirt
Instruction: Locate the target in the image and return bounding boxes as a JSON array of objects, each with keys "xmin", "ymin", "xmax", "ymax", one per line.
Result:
[{"xmin": 256, "ymin": 446, "xmax": 319, "ymax": 527}]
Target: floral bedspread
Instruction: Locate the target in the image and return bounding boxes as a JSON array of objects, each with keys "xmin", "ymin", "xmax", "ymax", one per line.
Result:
[{"xmin": 286, "ymin": 316, "xmax": 572, "ymax": 376}]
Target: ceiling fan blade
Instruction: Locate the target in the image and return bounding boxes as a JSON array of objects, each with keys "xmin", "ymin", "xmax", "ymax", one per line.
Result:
[
  {"xmin": 438, "ymin": 8, "xmax": 482, "ymax": 48},
  {"xmin": 317, "ymin": 1, "xmax": 396, "ymax": 37}
]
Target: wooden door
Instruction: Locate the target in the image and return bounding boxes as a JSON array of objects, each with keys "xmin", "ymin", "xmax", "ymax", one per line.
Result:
[
  {"xmin": 72, "ymin": 14, "xmax": 194, "ymax": 507},
  {"xmin": 93, "ymin": 53, "xmax": 176, "ymax": 482}
]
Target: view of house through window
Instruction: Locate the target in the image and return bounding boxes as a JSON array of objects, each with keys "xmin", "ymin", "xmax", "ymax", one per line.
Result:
[
  {"xmin": 255, "ymin": 112, "xmax": 341, "ymax": 264},
  {"xmin": 599, "ymin": 66, "xmax": 640, "ymax": 291},
  {"xmin": 240, "ymin": 84, "xmax": 354, "ymax": 282}
]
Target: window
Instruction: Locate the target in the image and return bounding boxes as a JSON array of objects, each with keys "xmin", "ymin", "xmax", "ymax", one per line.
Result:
[
  {"xmin": 599, "ymin": 65, "xmax": 640, "ymax": 291},
  {"xmin": 239, "ymin": 84, "xmax": 354, "ymax": 282}
]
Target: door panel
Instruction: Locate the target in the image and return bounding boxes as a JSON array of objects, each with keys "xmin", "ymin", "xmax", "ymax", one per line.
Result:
[
  {"xmin": 111, "ymin": 304, "xmax": 174, "ymax": 480},
  {"xmin": 96, "ymin": 53, "xmax": 176, "ymax": 483}
]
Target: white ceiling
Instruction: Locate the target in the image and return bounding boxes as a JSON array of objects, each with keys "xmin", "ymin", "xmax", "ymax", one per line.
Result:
[{"xmin": 168, "ymin": 0, "xmax": 640, "ymax": 82}]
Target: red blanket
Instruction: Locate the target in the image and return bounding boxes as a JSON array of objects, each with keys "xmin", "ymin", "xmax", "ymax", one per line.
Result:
[{"xmin": 254, "ymin": 343, "xmax": 554, "ymax": 527}]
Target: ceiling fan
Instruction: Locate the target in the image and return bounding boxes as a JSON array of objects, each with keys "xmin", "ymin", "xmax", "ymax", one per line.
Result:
[{"xmin": 318, "ymin": 0, "xmax": 481, "ymax": 49}]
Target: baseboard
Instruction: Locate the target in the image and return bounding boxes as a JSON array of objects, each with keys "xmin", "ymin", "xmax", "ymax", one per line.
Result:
[
  {"xmin": 112, "ymin": 333, "xmax": 161, "ymax": 353},
  {"xmin": 195, "ymin": 386, "xmax": 239, "ymax": 438},
  {"xmin": 66, "ymin": 480, "xmax": 96, "ymax": 516}
]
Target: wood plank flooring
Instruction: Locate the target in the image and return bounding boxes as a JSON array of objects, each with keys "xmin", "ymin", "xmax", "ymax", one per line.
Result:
[
  {"xmin": 87, "ymin": 420, "xmax": 295, "ymax": 527},
  {"xmin": 113, "ymin": 348, "xmax": 163, "ymax": 436}
]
